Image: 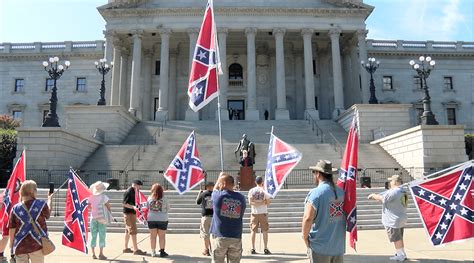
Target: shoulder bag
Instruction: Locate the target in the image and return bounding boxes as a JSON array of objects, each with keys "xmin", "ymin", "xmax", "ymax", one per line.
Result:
[{"xmin": 22, "ymin": 202, "xmax": 56, "ymax": 255}]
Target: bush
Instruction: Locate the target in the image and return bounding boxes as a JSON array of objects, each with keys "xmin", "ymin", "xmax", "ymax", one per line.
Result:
[
  {"xmin": 466, "ymin": 134, "xmax": 474, "ymax": 160},
  {"xmin": 0, "ymin": 115, "xmax": 19, "ymax": 187}
]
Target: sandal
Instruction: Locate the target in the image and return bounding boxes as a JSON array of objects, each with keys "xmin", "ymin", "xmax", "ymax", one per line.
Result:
[
  {"xmin": 92, "ymin": 255, "xmax": 97, "ymax": 259},
  {"xmin": 122, "ymin": 248, "xmax": 133, "ymax": 253},
  {"xmin": 98, "ymin": 255, "xmax": 107, "ymax": 260}
]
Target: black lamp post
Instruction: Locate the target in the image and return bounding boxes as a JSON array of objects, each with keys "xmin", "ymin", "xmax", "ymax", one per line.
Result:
[
  {"xmin": 95, "ymin": 59, "xmax": 113, "ymax": 106},
  {"xmin": 361, "ymin": 57, "xmax": 380, "ymax": 104},
  {"xmin": 42, "ymin": 57, "xmax": 70, "ymax": 127},
  {"xmin": 409, "ymin": 56, "xmax": 438, "ymax": 125}
]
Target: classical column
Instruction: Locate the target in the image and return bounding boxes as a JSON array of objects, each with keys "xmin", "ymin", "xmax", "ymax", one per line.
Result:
[
  {"xmin": 329, "ymin": 27, "xmax": 344, "ymax": 118},
  {"xmin": 245, "ymin": 27, "xmax": 259, "ymax": 120},
  {"xmin": 273, "ymin": 28, "xmax": 289, "ymax": 120},
  {"xmin": 155, "ymin": 28, "xmax": 171, "ymax": 121},
  {"xmin": 129, "ymin": 30, "xmax": 143, "ymax": 117},
  {"xmin": 350, "ymin": 40, "xmax": 362, "ymax": 104},
  {"xmin": 168, "ymin": 50, "xmax": 177, "ymax": 120},
  {"xmin": 302, "ymin": 28, "xmax": 319, "ymax": 120},
  {"xmin": 185, "ymin": 27, "xmax": 200, "ymax": 121},
  {"xmin": 357, "ymin": 29, "xmax": 370, "ymax": 103},
  {"xmin": 104, "ymin": 30, "xmax": 114, "ymax": 105},
  {"xmin": 118, "ymin": 48, "xmax": 129, "ymax": 108},
  {"xmin": 110, "ymin": 38, "xmax": 122, "ymax": 106},
  {"xmin": 142, "ymin": 50, "xmax": 153, "ymax": 121},
  {"xmin": 216, "ymin": 27, "xmax": 229, "ymax": 120}
]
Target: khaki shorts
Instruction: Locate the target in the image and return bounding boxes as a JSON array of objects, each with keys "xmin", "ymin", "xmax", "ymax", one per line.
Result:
[
  {"xmin": 124, "ymin": 213, "xmax": 138, "ymax": 235},
  {"xmin": 211, "ymin": 236, "xmax": 242, "ymax": 263},
  {"xmin": 385, "ymin": 226, "xmax": 404, "ymax": 242},
  {"xmin": 250, "ymin": 213, "xmax": 269, "ymax": 232},
  {"xmin": 200, "ymin": 216, "xmax": 212, "ymax": 239}
]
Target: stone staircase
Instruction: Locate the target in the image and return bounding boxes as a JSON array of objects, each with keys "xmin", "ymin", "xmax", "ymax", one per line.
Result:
[
  {"xmin": 81, "ymin": 120, "xmax": 402, "ymax": 173},
  {"xmin": 40, "ymin": 188, "xmax": 422, "ymax": 234}
]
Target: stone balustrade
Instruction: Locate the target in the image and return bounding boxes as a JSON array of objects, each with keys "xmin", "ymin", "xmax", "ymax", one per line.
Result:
[
  {"xmin": 0, "ymin": 40, "xmax": 105, "ymax": 53},
  {"xmin": 367, "ymin": 39, "xmax": 474, "ymax": 51}
]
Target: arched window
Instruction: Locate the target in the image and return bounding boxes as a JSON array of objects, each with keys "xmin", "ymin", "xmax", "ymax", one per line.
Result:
[{"xmin": 229, "ymin": 63, "xmax": 243, "ymax": 80}]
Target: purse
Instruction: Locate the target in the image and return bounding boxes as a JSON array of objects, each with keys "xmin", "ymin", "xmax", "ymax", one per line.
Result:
[{"xmin": 22, "ymin": 202, "xmax": 56, "ymax": 255}]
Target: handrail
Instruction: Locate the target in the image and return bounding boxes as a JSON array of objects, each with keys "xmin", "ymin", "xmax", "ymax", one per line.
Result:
[
  {"xmin": 304, "ymin": 112, "xmax": 324, "ymax": 143},
  {"xmin": 326, "ymin": 131, "xmax": 344, "ymax": 157},
  {"xmin": 123, "ymin": 112, "xmax": 170, "ymax": 172}
]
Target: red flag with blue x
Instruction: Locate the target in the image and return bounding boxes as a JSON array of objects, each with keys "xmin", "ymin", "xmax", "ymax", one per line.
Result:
[
  {"xmin": 164, "ymin": 131, "xmax": 205, "ymax": 195},
  {"xmin": 337, "ymin": 115, "xmax": 358, "ymax": 250},
  {"xmin": 409, "ymin": 161, "xmax": 473, "ymax": 246},
  {"xmin": 62, "ymin": 169, "xmax": 91, "ymax": 253},
  {"xmin": 188, "ymin": 0, "xmax": 220, "ymax": 112},
  {"xmin": 264, "ymin": 133, "xmax": 302, "ymax": 198}
]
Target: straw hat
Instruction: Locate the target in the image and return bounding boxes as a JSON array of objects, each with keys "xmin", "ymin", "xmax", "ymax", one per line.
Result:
[{"xmin": 90, "ymin": 181, "xmax": 109, "ymax": 196}]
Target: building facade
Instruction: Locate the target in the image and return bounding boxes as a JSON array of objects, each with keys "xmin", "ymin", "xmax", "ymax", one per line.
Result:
[{"xmin": 1, "ymin": 0, "xmax": 473, "ymax": 131}]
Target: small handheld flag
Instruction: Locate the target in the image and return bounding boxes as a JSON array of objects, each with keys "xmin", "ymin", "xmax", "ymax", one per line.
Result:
[
  {"xmin": 164, "ymin": 131, "xmax": 205, "ymax": 195},
  {"xmin": 62, "ymin": 169, "xmax": 91, "ymax": 254},
  {"xmin": 264, "ymin": 132, "xmax": 302, "ymax": 198}
]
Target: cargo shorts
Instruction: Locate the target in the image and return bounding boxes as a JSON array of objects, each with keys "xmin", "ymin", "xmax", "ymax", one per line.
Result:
[{"xmin": 211, "ymin": 235, "xmax": 242, "ymax": 263}]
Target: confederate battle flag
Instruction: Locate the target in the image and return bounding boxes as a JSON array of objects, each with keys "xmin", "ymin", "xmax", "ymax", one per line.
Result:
[
  {"xmin": 188, "ymin": 0, "xmax": 221, "ymax": 112},
  {"xmin": 135, "ymin": 189, "xmax": 148, "ymax": 225},
  {"xmin": 62, "ymin": 169, "xmax": 91, "ymax": 253},
  {"xmin": 337, "ymin": 115, "xmax": 358, "ymax": 250},
  {"xmin": 163, "ymin": 131, "xmax": 205, "ymax": 195},
  {"xmin": 409, "ymin": 161, "xmax": 473, "ymax": 246},
  {"xmin": 0, "ymin": 150, "xmax": 26, "ymax": 236}
]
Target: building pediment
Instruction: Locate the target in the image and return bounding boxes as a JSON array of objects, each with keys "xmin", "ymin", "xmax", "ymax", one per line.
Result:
[{"xmin": 98, "ymin": 0, "xmax": 373, "ymax": 20}]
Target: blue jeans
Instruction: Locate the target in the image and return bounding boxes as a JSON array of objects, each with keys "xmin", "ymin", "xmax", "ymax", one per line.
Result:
[{"xmin": 90, "ymin": 219, "xmax": 107, "ymax": 248}]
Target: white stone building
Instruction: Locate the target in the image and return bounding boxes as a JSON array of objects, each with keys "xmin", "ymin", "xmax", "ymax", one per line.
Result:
[{"xmin": 1, "ymin": 0, "xmax": 473, "ymax": 131}]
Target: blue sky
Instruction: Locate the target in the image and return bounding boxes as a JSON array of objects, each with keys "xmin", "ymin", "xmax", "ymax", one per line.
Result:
[{"xmin": 0, "ymin": 0, "xmax": 473, "ymax": 43}]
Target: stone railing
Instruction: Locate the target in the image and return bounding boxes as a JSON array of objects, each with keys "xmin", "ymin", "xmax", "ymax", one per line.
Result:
[
  {"xmin": 366, "ymin": 39, "xmax": 474, "ymax": 52},
  {"xmin": 0, "ymin": 40, "xmax": 105, "ymax": 54}
]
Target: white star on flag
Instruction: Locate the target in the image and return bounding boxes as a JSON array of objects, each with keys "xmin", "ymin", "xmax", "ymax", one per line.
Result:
[
  {"xmin": 197, "ymin": 50, "xmax": 207, "ymax": 60},
  {"xmin": 454, "ymin": 193, "xmax": 462, "ymax": 200},
  {"xmin": 435, "ymin": 232, "xmax": 443, "ymax": 239},
  {"xmin": 459, "ymin": 183, "xmax": 467, "ymax": 190},
  {"xmin": 439, "ymin": 199, "xmax": 447, "ymax": 205},
  {"xmin": 444, "ymin": 213, "xmax": 452, "ymax": 220},
  {"xmin": 440, "ymin": 223, "xmax": 448, "ymax": 230},
  {"xmin": 428, "ymin": 194, "xmax": 436, "ymax": 201},
  {"xmin": 460, "ymin": 207, "xmax": 468, "ymax": 215},
  {"xmin": 418, "ymin": 189, "xmax": 426, "ymax": 196},
  {"xmin": 449, "ymin": 203, "xmax": 457, "ymax": 210}
]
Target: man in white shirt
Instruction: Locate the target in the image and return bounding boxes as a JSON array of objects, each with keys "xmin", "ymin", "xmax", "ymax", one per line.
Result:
[{"xmin": 248, "ymin": 176, "xmax": 271, "ymax": 254}]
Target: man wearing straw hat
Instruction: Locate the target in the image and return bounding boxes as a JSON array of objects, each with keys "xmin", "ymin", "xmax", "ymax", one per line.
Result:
[
  {"xmin": 302, "ymin": 160, "xmax": 345, "ymax": 263},
  {"xmin": 368, "ymin": 174, "xmax": 408, "ymax": 262}
]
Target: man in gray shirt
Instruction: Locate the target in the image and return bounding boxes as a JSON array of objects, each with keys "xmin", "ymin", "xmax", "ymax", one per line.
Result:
[{"xmin": 368, "ymin": 174, "xmax": 408, "ymax": 262}]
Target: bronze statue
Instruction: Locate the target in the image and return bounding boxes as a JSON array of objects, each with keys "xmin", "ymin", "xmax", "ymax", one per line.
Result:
[{"xmin": 235, "ymin": 134, "xmax": 256, "ymax": 164}]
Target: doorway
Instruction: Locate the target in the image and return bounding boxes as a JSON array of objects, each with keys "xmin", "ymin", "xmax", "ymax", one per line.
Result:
[
  {"xmin": 228, "ymin": 100, "xmax": 245, "ymax": 120},
  {"xmin": 153, "ymin": 97, "xmax": 159, "ymax": 121}
]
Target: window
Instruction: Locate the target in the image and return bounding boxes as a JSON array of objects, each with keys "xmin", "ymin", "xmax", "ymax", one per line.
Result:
[
  {"xmin": 14, "ymin": 79, "xmax": 24, "ymax": 92},
  {"xmin": 12, "ymin": 110, "xmax": 22, "ymax": 120},
  {"xmin": 45, "ymin": 78, "xmax": 54, "ymax": 92},
  {"xmin": 413, "ymin": 76, "xmax": 423, "ymax": 89},
  {"xmin": 76, "ymin": 77, "xmax": 86, "ymax": 92},
  {"xmin": 383, "ymin": 76, "xmax": 393, "ymax": 90},
  {"xmin": 444, "ymin": 77, "xmax": 453, "ymax": 90},
  {"xmin": 312, "ymin": 60, "xmax": 316, "ymax": 75},
  {"xmin": 229, "ymin": 63, "xmax": 243, "ymax": 80},
  {"xmin": 155, "ymin": 60, "xmax": 161, "ymax": 75},
  {"xmin": 447, "ymin": 108, "xmax": 456, "ymax": 125}
]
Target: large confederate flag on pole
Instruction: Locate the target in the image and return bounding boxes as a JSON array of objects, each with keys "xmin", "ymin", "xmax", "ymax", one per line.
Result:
[
  {"xmin": 188, "ymin": 0, "xmax": 220, "ymax": 112},
  {"xmin": 409, "ymin": 161, "xmax": 473, "ymax": 246},
  {"xmin": 337, "ymin": 115, "xmax": 358, "ymax": 250}
]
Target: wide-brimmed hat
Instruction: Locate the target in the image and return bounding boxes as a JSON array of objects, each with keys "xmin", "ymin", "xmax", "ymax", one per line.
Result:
[
  {"xmin": 90, "ymin": 181, "xmax": 109, "ymax": 196},
  {"xmin": 387, "ymin": 174, "xmax": 403, "ymax": 183},
  {"xmin": 309, "ymin": 160, "xmax": 337, "ymax": 175}
]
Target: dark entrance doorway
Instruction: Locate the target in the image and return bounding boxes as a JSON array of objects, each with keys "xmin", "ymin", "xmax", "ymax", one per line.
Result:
[
  {"xmin": 153, "ymin": 97, "xmax": 159, "ymax": 120},
  {"xmin": 228, "ymin": 100, "xmax": 245, "ymax": 120}
]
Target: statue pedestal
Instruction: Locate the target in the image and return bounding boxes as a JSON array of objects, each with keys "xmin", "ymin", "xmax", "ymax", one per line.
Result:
[{"xmin": 239, "ymin": 167, "xmax": 254, "ymax": 191}]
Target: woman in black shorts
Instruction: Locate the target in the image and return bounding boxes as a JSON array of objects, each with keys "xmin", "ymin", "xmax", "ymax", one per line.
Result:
[{"xmin": 147, "ymin": 183, "xmax": 170, "ymax": 257}]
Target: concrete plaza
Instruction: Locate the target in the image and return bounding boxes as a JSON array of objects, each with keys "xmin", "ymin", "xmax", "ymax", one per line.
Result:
[{"xmin": 43, "ymin": 228, "xmax": 473, "ymax": 263}]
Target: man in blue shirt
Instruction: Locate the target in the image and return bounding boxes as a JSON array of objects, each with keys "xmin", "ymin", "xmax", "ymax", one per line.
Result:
[
  {"xmin": 210, "ymin": 173, "xmax": 246, "ymax": 263},
  {"xmin": 302, "ymin": 160, "xmax": 346, "ymax": 263}
]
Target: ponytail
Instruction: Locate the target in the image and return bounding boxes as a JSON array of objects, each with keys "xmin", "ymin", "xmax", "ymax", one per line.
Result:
[{"xmin": 320, "ymin": 172, "xmax": 338, "ymax": 199}]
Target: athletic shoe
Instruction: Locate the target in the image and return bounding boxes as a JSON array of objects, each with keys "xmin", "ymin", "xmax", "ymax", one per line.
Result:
[
  {"xmin": 122, "ymin": 248, "xmax": 133, "ymax": 253},
  {"xmin": 160, "ymin": 250, "xmax": 169, "ymax": 257},
  {"xmin": 250, "ymin": 249, "xmax": 257, "ymax": 254},
  {"xmin": 98, "ymin": 255, "xmax": 107, "ymax": 260},
  {"xmin": 264, "ymin": 248, "xmax": 272, "ymax": 255},
  {"xmin": 151, "ymin": 251, "xmax": 156, "ymax": 257},
  {"xmin": 389, "ymin": 254, "xmax": 407, "ymax": 261},
  {"xmin": 92, "ymin": 255, "xmax": 97, "ymax": 260}
]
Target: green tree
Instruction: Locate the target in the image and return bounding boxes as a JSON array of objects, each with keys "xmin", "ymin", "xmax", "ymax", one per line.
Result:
[{"xmin": 0, "ymin": 115, "xmax": 19, "ymax": 187}]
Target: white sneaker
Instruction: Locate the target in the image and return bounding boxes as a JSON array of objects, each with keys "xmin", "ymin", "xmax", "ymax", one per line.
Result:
[
  {"xmin": 151, "ymin": 251, "xmax": 156, "ymax": 257},
  {"xmin": 389, "ymin": 254, "xmax": 407, "ymax": 261}
]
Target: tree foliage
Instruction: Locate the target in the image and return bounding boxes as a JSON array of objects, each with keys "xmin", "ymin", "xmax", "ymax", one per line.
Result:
[
  {"xmin": 466, "ymin": 134, "xmax": 473, "ymax": 160},
  {"xmin": 0, "ymin": 115, "xmax": 18, "ymax": 187}
]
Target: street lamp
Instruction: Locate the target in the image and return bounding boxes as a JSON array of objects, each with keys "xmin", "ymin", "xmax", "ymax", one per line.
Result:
[
  {"xmin": 361, "ymin": 57, "xmax": 380, "ymax": 104},
  {"xmin": 95, "ymin": 58, "xmax": 113, "ymax": 106},
  {"xmin": 42, "ymin": 57, "xmax": 70, "ymax": 127},
  {"xmin": 409, "ymin": 56, "xmax": 438, "ymax": 125}
]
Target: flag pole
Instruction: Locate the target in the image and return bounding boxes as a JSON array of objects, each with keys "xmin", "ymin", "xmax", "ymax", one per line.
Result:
[
  {"xmin": 217, "ymin": 95, "xmax": 224, "ymax": 172},
  {"xmin": 271, "ymin": 126, "xmax": 274, "ymax": 134}
]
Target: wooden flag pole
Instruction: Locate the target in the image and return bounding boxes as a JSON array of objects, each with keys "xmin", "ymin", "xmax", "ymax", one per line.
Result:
[{"xmin": 217, "ymin": 95, "xmax": 224, "ymax": 172}]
